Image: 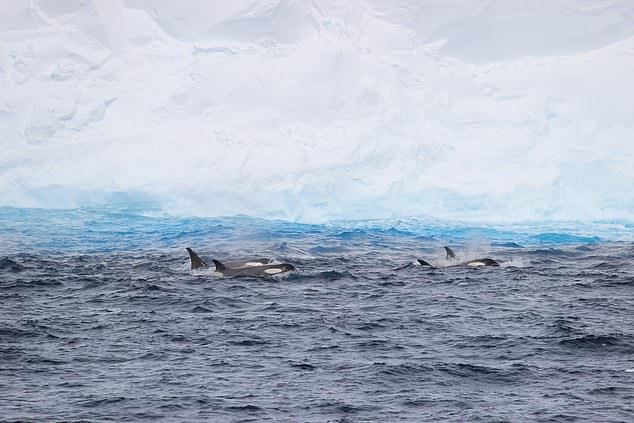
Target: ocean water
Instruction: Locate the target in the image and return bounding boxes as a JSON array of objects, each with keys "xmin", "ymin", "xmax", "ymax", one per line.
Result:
[{"xmin": 1, "ymin": 208, "xmax": 633, "ymax": 422}]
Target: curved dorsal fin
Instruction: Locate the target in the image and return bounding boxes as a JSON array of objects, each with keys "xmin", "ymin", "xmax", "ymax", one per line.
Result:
[
  {"xmin": 444, "ymin": 246, "xmax": 456, "ymax": 259},
  {"xmin": 212, "ymin": 259, "xmax": 226, "ymax": 272},
  {"xmin": 186, "ymin": 247, "xmax": 208, "ymax": 270}
]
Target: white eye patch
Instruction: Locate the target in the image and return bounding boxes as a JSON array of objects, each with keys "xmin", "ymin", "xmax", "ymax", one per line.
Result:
[{"xmin": 264, "ymin": 268, "xmax": 283, "ymax": 275}]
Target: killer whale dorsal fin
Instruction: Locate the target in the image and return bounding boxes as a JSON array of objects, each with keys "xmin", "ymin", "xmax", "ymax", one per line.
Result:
[
  {"xmin": 444, "ymin": 246, "xmax": 456, "ymax": 259},
  {"xmin": 418, "ymin": 259, "xmax": 434, "ymax": 267},
  {"xmin": 186, "ymin": 247, "xmax": 208, "ymax": 270},
  {"xmin": 211, "ymin": 259, "xmax": 226, "ymax": 272}
]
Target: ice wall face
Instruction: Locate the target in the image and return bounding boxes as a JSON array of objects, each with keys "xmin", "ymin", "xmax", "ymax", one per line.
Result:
[{"xmin": 1, "ymin": 0, "xmax": 633, "ymax": 223}]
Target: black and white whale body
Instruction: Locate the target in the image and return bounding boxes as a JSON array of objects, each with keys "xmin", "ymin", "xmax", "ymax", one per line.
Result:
[
  {"xmin": 418, "ymin": 258, "xmax": 499, "ymax": 267},
  {"xmin": 186, "ymin": 247, "xmax": 295, "ymax": 277},
  {"xmin": 186, "ymin": 248, "xmax": 270, "ymax": 270},
  {"xmin": 417, "ymin": 246, "xmax": 499, "ymax": 268},
  {"xmin": 212, "ymin": 259, "xmax": 295, "ymax": 277}
]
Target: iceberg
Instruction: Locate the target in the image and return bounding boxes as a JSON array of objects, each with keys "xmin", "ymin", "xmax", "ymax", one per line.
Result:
[{"xmin": 1, "ymin": 0, "xmax": 633, "ymax": 223}]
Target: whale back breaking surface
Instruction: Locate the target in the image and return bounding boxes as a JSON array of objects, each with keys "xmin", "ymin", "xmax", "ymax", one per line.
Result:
[
  {"xmin": 417, "ymin": 248, "xmax": 500, "ymax": 268},
  {"xmin": 187, "ymin": 248, "xmax": 295, "ymax": 278},
  {"xmin": 465, "ymin": 258, "xmax": 499, "ymax": 267},
  {"xmin": 187, "ymin": 248, "xmax": 270, "ymax": 270},
  {"xmin": 224, "ymin": 258, "xmax": 271, "ymax": 268},
  {"xmin": 214, "ymin": 262, "xmax": 296, "ymax": 277}
]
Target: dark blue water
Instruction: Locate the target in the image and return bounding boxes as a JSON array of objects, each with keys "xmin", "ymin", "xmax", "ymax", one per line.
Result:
[{"xmin": 1, "ymin": 208, "xmax": 633, "ymax": 422}]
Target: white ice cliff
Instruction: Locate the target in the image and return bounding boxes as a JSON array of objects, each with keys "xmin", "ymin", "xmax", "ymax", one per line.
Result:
[{"xmin": 1, "ymin": 0, "xmax": 633, "ymax": 223}]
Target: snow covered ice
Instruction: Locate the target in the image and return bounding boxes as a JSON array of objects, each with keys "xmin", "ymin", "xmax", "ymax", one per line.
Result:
[{"xmin": 1, "ymin": 0, "xmax": 633, "ymax": 223}]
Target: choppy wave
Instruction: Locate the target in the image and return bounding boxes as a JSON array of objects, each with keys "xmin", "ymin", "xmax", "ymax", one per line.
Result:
[{"xmin": 1, "ymin": 207, "xmax": 633, "ymax": 421}]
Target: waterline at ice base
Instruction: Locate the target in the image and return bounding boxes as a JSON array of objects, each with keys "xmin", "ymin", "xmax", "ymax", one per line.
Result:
[{"xmin": 1, "ymin": 1, "xmax": 633, "ymax": 224}]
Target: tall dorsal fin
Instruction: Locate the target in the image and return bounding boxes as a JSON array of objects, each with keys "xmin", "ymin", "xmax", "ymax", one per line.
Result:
[
  {"xmin": 211, "ymin": 259, "xmax": 226, "ymax": 272},
  {"xmin": 186, "ymin": 247, "xmax": 208, "ymax": 270},
  {"xmin": 444, "ymin": 246, "xmax": 456, "ymax": 259}
]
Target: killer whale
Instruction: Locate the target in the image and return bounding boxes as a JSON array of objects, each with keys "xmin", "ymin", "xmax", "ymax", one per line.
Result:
[
  {"xmin": 186, "ymin": 248, "xmax": 295, "ymax": 277},
  {"xmin": 212, "ymin": 259, "xmax": 295, "ymax": 277},
  {"xmin": 417, "ymin": 246, "xmax": 499, "ymax": 268},
  {"xmin": 418, "ymin": 257, "xmax": 499, "ymax": 267},
  {"xmin": 186, "ymin": 248, "xmax": 270, "ymax": 270}
]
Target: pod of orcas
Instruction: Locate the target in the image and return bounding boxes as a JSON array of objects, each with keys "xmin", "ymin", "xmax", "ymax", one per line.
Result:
[{"xmin": 186, "ymin": 245, "xmax": 499, "ymax": 278}]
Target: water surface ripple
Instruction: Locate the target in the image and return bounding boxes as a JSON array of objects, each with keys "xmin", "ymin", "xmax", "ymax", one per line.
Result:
[{"xmin": 1, "ymin": 210, "xmax": 633, "ymax": 421}]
